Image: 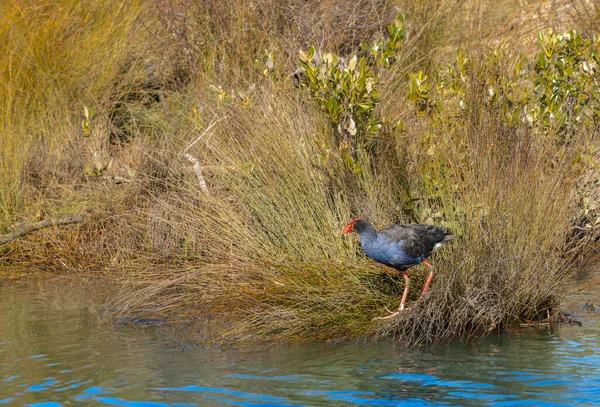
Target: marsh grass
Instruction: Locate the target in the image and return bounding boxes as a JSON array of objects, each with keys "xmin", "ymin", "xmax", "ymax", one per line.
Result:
[
  {"xmin": 1, "ymin": 0, "xmax": 598, "ymax": 344},
  {"xmin": 0, "ymin": 0, "xmax": 142, "ymax": 225}
]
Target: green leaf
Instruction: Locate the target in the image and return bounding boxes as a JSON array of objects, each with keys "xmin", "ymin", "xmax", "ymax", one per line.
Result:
[
  {"xmin": 359, "ymin": 57, "xmax": 366, "ymax": 74},
  {"xmin": 366, "ymin": 78, "xmax": 373, "ymax": 94},
  {"xmin": 347, "ymin": 55, "xmax": 357, "ymax": 72}
]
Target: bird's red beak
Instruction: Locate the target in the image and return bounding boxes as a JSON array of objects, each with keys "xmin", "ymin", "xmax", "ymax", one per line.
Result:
[{"xmin": 342, "ymin": 218, "xmax": 359, "ymax": 234}]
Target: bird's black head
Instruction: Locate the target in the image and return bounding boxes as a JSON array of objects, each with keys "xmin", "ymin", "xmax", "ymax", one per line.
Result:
[{"xmin": 342, "ymin": 218, "xmax": 372, "ymax": 235}]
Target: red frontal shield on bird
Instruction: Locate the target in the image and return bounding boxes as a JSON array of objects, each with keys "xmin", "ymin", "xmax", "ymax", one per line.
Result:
[{"xmin": 342, "ymin": 218, "xmax": 360, "ymax": 234}]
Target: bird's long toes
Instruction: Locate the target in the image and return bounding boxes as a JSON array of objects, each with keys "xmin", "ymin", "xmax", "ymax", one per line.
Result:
[
  {"xmin": 373, "ymin": 305, "xmax": 411, "ymax": 321},
  {"xmin": 384, "ymin": 305, "xmax": 396, "ymax": 314},
  {"xmin": 373, "ymin": 311, "xmax": 400, "ymax": 320}
]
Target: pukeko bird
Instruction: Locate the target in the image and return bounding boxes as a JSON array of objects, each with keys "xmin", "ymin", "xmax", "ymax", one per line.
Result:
[{"xmin": 343, "ymin": 218, "xmax": 456, "ymax": 319}]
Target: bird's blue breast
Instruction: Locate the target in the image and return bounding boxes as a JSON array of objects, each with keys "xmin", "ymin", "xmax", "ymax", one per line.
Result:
[{"xmin": 360, "ymin": 234, "xmax": 424, "ymax": 268}]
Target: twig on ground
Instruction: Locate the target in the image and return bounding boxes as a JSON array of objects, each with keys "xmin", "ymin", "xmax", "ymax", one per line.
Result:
[
  {"xmin": 102, "ymin": 175, "xmax": 132, "ymax": 184},
  {"xmin": 0, "ymin": 215, "xmax": 87, "ymax": 246}
]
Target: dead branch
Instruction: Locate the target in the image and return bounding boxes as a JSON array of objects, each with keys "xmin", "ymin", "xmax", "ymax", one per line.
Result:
[
  {"xmin": 183, "ymin": 116, "xmax": 227, "ymax": 193},
  {"xmin": 184, "ymin": 152, "xmax": 209, "ymax": 192},
  {"xmin": 0, "ymin": 215, "xmax": 86, "ymax": 246}
]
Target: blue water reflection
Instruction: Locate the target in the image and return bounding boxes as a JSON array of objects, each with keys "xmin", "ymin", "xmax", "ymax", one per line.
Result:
[{"xmin": 1, "ymin": 281, "xmax": 600, "ymax": 406}]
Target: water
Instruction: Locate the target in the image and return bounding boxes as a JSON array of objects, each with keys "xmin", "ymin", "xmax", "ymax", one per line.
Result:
[{"xmin": 1, "ymin": 276, "xmax": 599, "ymax": 407}]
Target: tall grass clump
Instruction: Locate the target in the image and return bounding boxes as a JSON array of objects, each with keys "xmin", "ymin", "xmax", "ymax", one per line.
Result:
[
  {"xmin": 111, "ymin": 86, "xmax": 392, "ymax": 340},
  {"xmin": 0, "ymin": 0, "xmax": 141, "ymax": 228}
]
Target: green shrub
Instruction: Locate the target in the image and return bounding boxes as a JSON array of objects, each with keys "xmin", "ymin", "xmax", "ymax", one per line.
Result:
[
  {"xmin": 430, "ymin": 31, "xmax": 600, "ymax": 139},
  {"xmin": 531, "ymin": 30, "xmax": 600, "ymax": 137},
  {"xmin": 296, "ymin": 15, "xmax": 406, "ymax": 174},
  {"xmin": 298, "ymin": 47, "xmax": 380, "ymax": 172}
]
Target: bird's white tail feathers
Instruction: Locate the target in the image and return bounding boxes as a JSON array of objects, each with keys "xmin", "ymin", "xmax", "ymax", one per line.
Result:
[{"xmin": 433, "ymin": 234, "xmax": 457, "ymax": 250}]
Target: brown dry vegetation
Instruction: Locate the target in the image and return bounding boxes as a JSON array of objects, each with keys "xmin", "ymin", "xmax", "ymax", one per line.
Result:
[{"xmin": 1, "ymin": 0, "xmax": 599, "ymax": 344}]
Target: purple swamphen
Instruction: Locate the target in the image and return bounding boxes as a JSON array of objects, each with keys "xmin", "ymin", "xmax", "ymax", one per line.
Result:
[{"xmin": 343, "ymin": 218, "xmax": 456, "ymax": 319}]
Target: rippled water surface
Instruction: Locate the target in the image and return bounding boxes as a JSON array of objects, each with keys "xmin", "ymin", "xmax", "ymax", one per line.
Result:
[{"xmin": 1, "ymin": 276, "xmax": 600, "ymax": 406}]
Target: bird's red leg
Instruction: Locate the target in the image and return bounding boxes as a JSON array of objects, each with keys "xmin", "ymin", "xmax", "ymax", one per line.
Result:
[
  {"xmin": 375, "ymin": 273, "xmax": 410, "ymax": 320},
  {"xmin": 399, "ymin": 273, "xmax": 410, "ymax": 310},
  {"xmin": 420, "ymin": 260, "xmax": 434, "ymax": 298}
]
